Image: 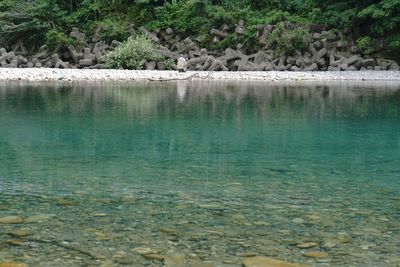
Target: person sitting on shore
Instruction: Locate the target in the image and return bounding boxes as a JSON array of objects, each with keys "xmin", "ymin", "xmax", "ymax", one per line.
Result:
[{"xmin": 177, "ymin": 55, "xmax": 187, "ymax": 72}]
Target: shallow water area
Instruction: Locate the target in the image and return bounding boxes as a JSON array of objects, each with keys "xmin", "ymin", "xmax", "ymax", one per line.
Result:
[{"xmin": 0, "ymin": 81, "xmax": 400, "ymax": 267}]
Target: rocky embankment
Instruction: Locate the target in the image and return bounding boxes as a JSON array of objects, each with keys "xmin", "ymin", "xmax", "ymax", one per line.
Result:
[{"xmin": 1, "ymin": 25, "xmax": 399, "ymax": 71}]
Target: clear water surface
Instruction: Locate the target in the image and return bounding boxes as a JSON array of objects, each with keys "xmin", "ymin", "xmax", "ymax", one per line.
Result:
[{"xmin": 0, "ymin": 81, "xmax": 399, "ymax": 267}]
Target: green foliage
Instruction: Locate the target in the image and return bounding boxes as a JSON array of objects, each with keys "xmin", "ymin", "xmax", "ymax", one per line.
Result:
[
  {"xmin": 356, "ymin": 36, "xmax": 376, "ymax": 55},
  {"xmin": 45, "ymin": 29, "xmax": 73, "ymax": 50},
  {"xmin": 387, "ymin": 35, "xmax": 400, "ymax": 51},
  {"xmin": 358, "ymin": 0, "xmax": 400, "ymax": 35},
  {"xmin": 0, "ymin": 0, "xmax": 66, "ymax": 49},
  {"xmin": 162, "ymin": 58, "xmax": 175, "ymax": 70},
  {"xmin": 0, "ymin": 0, "xmax": 399, "ymax": 59},
  {"xmin": 105, "ymin": 35, "xmax": 162, "ymax": 70},
  {"xmin": 147, "ymin": 0, "xmax": 210, "ymax": 33},
  {"xmin": 95, "ymin": 19, "xmax": 129, "ymax": 42},
  {"xmin": 267, "ymin": 22, "xmax": 310, "ymax": 55}
]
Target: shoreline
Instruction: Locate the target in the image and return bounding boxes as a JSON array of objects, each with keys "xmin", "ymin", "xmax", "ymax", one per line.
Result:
[{"xmin": 0, "ymin": 68, "xmax": 400, "ymax": 82}]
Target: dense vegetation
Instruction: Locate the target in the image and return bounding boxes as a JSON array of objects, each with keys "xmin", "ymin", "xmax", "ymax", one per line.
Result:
[{"xmin": 0, "ymin": 0, "xmax": 399, "ymax": 59}]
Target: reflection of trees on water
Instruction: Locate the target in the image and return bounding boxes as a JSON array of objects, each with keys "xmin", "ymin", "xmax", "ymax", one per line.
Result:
[
  {"xmin": 1, "ymin": 81, "xmax": 399, "ymax": 120},
  {"xmin": 0, "ymin": 81, "xmax": 399, "ymax": 192}
]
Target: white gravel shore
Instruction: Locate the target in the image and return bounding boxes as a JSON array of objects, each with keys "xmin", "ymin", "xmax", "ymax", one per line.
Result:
[{"xmin": 0, "ymin": 68, "xmax": 400, "ymax": 82}]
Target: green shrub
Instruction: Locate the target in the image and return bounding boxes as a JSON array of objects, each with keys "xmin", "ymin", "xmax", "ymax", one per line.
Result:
[
  {"xmin": 387, "ymin": 35, "xmax": 400, "ymax": 53},
  {"xmin": 356, "ymin": 36, "xmax": 375, "ymax": 55},
  {"xmin": 95, "ymin": 19, "xmax": 129, "ymax": 42},
  {"xmin": 105, "ymin": 35, "xmax": 162, "ymax": 70},
  {"xmin": 163, "ymin": 58, "xmax": 175, "ymax": 70},
  {"xmin": 45, "ymin": 29, "xmax": 73, "ymax": 50},
  {"xmin": 267, "ymin": 22, "xmax": 310, "ymax": 55}
]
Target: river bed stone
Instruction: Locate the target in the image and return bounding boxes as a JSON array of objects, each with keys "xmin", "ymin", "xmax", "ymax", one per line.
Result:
[
  {"xmin": 242, "ymin": 256, "xmax": 304, "ymax": 267},
  {"xmin": 0, "ymin": 216, "xmax": 23, "ymax": 224}
]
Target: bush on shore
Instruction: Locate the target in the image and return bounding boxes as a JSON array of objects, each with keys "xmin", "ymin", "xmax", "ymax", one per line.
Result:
[{"xmin": 105, "ymin": 35, "xmax": 161, "ymax": 70}]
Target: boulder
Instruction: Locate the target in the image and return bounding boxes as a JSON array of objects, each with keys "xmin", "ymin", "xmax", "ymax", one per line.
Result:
[
  {"xmin": 311, "ymin": 48, "xmax": 327, "ymax": 62},
  {"xmin": 159, "ymin": 30, "xmax": 171, "ymax": 41},
  {"xmin": 111, "ymin": 40, "xmax": 122, "ymax": 48},
  {"xmin": 264, "ymin": 62, "xmax": 275, "ymax": 71},
  {"xmin": 32, "ymin": 50, "xmax": 49, "ymax": 61},
  {"xmin": 234, "ymin": 56, "xmax": 250, "ymax": 71},
  {"xmin": 235, "ymin": 20, "xmax": 245, "ymax": 35},
  {"xmin": 327, "ymin": 66, "xmax": 340, "ymax": 71},
  {"xmin": 361, "ymin": 58, "xmax": 375, "ymax": 68},
  {"xmin": 254, "ymin": 51, "xmax": 273, "ymax": 65},
  {"xmin": 350, "ymin": 46, "xmax": 359, "ymax": 54},
  {"xmin": 184, "ymin": 40, "xmax": 198, "ymax": 52},
  {"xmin": 313, "ymin": 41, "xmax": 322, "ymax": 50},
  {"xmin": 145, "ymin": 61, "xmax": 156, "ymax": 70},
  {"xmin": 67, "ymin": 46, "xmax": 80, "ymax": 64},
  {"xmin": 210, "ymin": 28, "xmax": 228, "ymax": 38},
  {"xmin": 218, "ymin": 49, "xmax": 242, "ymax": 65},
  {"xmin": 6, "ymin": 51, "xmax": 16, "ymax": 62},
  {"xmin": 93, "ymin": 41, "xmax": 109, "ymax": 54},
  {"xmin": 91, "ymin": 26, "xmax": 101, "ymax": 43},
  {"xmin": 165, "ymin": 28, "xmax": 174, "ymax": 35},
  {"xmin": 156, "ymin": 61, "xmax": 165, "ymax": 70},
  {"xmin": 16, "ymin": 55, "xmax": 27, "ymax": 66},
  {"xmin": 139, "ymin": 26, "xmax": 160, "ymax": 43},
  {"xmin": 315, "ymin": 57, "xmax": 326, "ymax": 67},
  {"xmin": 87, "ymin": 64, "xmax": 105, "ymax": 69},
  {"xmin": 346, "ymin": 65, "xmax": 357, "ymax": 71},
  {"xmin": 258, "ymin": 25, "xmax": 273, "ymax": 45},
  {"xmin": 313, "ymin": 33, "xmax": 322, "ymax": 40},
  {"xmin": 55, "ymin": 60, "xmax": 68, "ymax": 69},
  {"xmin": 291, "ymin": 65, "xmax": 301, "ymax": 71},
  {"xmin": 304, "ymin": 63, "xmax": 318, "ymax": 71},
  {"xmin": 322, "ymin": 30, "xmax": 337, "ymax": 41},
  {"xmin": 199, "ymin": 57, "xmax": 213, "ymax": 70},
  {"xmin": 51, "ymin": 54, "xmax": 60, "ymax": 66},
  {"xmin": 200, "ymin": 48, "xmax": 208, "ymax": 56},
  {"xmin": 95, "ymin": 51, "xmax": 106, "ymax": 63},
  {"xmin": 345, "ymin": 55, "xmax": 361, "ymax": 66},
  {"xmin": 9, "ymin": 59, "xmax": 18, "ymax": 68},
  {"xmin": 208, "ymin": 59, "xmax": 229, "ymax": 71},
  {"xmin": 0, "ymin": 48, "xmax": 7, "ymax": 56},
  {"xmin": 188, "ymin": 50, "xmax": 201, "ymax": 59},
  {"xmin": 276, "ymin": 55, "xmax": 287, "ymax": 71},
  {"xmin": 70, "ymin": 28, "xmax": 86, "ymax": 45},
  {"xmin": 389, "ymin": 61, "xmax": 400, "ymax": 71},
  {"xmin": 79, "ymin": 58, "xmax": 94, "ymax": 66},
  {"xmin": 295, "ymin": 56, "xmax": 304, "ymax": 67},
  {"xmin": 188, "ymin": 56, "xmax": 207, "ymax": 66},
  {"xmin": 221, "ymin": 24, "xmax": 230, "ymax": 32}
]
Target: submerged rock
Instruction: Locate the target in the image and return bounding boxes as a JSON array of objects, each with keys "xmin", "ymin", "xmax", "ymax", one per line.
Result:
[
  {"xmin": 242, "ymin": 256, "xmax": 304, "ymax": 267},
  {"xmin": 7, "ymin": 228, "xmax": 31, "ymax": 237},
  {"xmin": 0, "ymin": 264, "xmax": 28, "ymax": 267},
  {"xmin": 143, "ymin": 253, "xmax": 164, "ymax": 261},
  {"xmin": 24, "ymin": 214, "xmax": 51, "ymax": 223},
  {"xmin": 131, "ymin": 247, "xmax": 156, "ymax": 255},
  {"xmin": 303, "ymin": 251, "xmax": 329, "ymax": 258},
  {"xmin": 164, "ymin": 253, "xmax": 186, "ymax": 267},
  {"xmin": 296, "ymin": 242, "xmax": 319, "ymax": 248},
  {"xmin": 0, "ymin": 216, "xmax": 23, "ymax": 224}
]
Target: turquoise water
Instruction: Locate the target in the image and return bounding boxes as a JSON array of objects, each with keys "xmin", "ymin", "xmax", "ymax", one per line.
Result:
[{"xmin": 0, "ymin": 81, "xmax": 400, "ymax": 266}]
